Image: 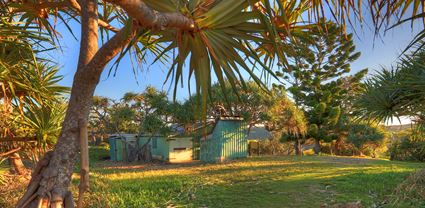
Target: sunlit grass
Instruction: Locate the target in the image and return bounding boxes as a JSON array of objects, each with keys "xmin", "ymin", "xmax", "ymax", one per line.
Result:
[
  {"xmin": 1, "ymin": 146, "xmax": 422, "ymax": 207},
  {"xmin": 80, "ymin": 146, "xmax": 425, "ymax": 208}
]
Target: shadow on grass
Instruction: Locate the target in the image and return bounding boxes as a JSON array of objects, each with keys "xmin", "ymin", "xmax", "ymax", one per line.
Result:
[
  {"xmin": 85, "ymin": 170, "xmax": 417, "ymax": 208},
  {"xmin": 82, "ymin": 153, "xmax": 425, "ymax": 208}
]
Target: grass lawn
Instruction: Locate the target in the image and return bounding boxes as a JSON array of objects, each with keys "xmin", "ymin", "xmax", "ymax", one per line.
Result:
[
  {"xmin": 76, "ymin": 146, "xmax": 425, "ymax": 208},
  {"xmin": 1, "ymin": 146, "xmax": 424, "ymax": 207}
]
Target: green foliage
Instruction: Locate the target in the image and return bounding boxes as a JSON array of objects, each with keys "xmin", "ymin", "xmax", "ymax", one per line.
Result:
[
  {"xmin": 207, "ymin": 81, "xmax": 274, "ymax": 123},
  {"xmin": 355, "ymin": 47, "xmax": 425, "ymax": 125},
  {"xmin": 0, "ymin": 7, "xmax": 68, "ymax": 146},
  {"xmin": 108, "ymin": 104, "xmax": 138, "ymax": 133},
  {"xmin": 347, "ymin": 124, "xmax": 387, "ymax": 152},
  {"xmin": 0, "ymin": 61, "xmax": 68, "ymax": 150},
  {"xmin": 169, "ymin": 101, "xmax": 195, "ymax": 125},
  {"xmin": 267, "ymin": 95, "xmax": 307, "ymax": 137},
  {"xmin": 93, "ymin": 86, "xmax": 196, "ymax": 135},
  {"xmin": 79, "ymin": 149, "xmax": 425, "ymax": 208},
  {"xmin": 389, "ymin": 129, "xmax": 425, "ymax": 162},
  {"xmin": 18, "ymin": 102, "xmax": 67, "ymax": 146},
  {"xmin": 278, "ymin": 21, "xmax": 367, "ymax": 144}
]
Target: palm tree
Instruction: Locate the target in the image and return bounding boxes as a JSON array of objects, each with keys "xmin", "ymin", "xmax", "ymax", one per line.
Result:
[
  {"xmin": 2, "ymin": 0, "xmax": 425, "ymax": 207},
  {"xmin": 0, "ymin": 17, "xmax": 68, "ymax": 174},
  {"xmin": 355, "ymin": 47, "xmax": 425, "ymax": 125},
  {"xmin": 0, "ymin": 62, "xmax": 68, "ymax": 175}
]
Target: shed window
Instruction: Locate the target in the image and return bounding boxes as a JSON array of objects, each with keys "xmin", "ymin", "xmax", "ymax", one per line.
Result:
[{"xmin": 152, "ymin": 138, "xmax": 157, "ymax": 149}]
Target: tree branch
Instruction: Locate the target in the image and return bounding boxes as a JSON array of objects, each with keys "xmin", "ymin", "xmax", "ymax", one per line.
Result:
[
  {"xmin": 0, "ymin": 147, "xmax": 21, "ymax": 157},
  {"xmin": 106, "ymin": 0, "xmax": 194, "ymax": 30},
  {"xmin": 68, "ymin": 0, "xmax": 119, "ymax": 32},
  {"xmin": 77, "ymin": 0, "xmax": 99, "ymax": 68},
  {"xmin": 86, "ymin": 25, "xmax": 138, "ymax": 75}
]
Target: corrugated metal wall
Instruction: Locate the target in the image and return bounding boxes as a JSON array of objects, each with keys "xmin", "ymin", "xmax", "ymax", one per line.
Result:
[
  {"xmin": 138, "ymin": 136, "xmax": 170, "ymax": 160},
  {"xmin": 200, "ymin": 120, "xmax": 248, "ymax": 162},
  {"xmin": 109, "ymin": 137, "xmax": 125, "ymax": 161}
]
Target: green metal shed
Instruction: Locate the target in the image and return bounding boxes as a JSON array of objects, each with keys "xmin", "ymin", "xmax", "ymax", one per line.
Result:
[
  {"xmin": 137, "ymin": 135, "xmax": 193, "ymax": 162},
  {"xmin": 109, "ymin": 134, "xmax": 138, "ymax": 162},
  {"xmin": 200, "ymin": 117, "xmax": 248, "ymax": 162},
  {"xmin": 108, "ymin": 134, "xmax": 193, "ymax": 163}
]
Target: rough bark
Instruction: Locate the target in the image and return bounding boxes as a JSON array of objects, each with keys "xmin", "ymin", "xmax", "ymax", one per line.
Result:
[
  {"xmin": 313, "ymin": 139, "xmax": 321, "ymax": 155},
  {"xmin": 16, "ymin": 1, "xmax": 197, "ymax": 207},
  {"xmin": 335, "ymin": 138, "xmax": 344, "ymax": 155},
  {"xmin": 106, "ymin": 0, "xmax": 194, "ymax": 30},
  {"xmin": 16, "ymin": 26, "xmax": 137, "ymax": 208}
]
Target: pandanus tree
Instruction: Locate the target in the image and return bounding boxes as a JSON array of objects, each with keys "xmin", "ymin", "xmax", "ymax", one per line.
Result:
[
  {"xmin": 267, "ymin": 89, "xmax": 308, "ymax": 155},
  {"xmin": 0, "ymin": 17, "xmax": 68, "ymax": 175},
  {"xmin": 355, "ymin": 47, "xmax": 425, "ymax": 124},
  {"xmin": 2, "ymin": 0, "xmax": 425, "ymax": 207},
  {"xmin": 0, "ymin": 62, "xmax": 68, "ymax": 175}
]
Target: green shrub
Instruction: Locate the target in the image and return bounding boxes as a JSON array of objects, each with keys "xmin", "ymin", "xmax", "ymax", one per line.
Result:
[
  {"xmin": 389, "ymin": 128, "xmax": 425, "ymax": 161},
  {"xmin": 390, "ymin": 139, "xmax": 425, "ymax": 161},
  {"xmin": 258, "ymin": 138, "xmax": 290, "ymax": 155}
]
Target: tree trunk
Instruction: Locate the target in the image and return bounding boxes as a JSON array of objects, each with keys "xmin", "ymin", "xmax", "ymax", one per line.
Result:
[
  {"xmin": 313, "ymin": 139, "xmax": 321, "ymax": 155},
  {"xmin": 16, "ymin": 19, "xmax": 137, "ymax": 208},
  {"xmin": 335, "ymin": 138, "xmax": 343, "ymax": 155},
  {"xmin": 127, "ymin": 138, "xmax": 152, "ymax": 162},
  {"xmin": 9, "ymin": 152, "xmax": 27, "ymax": 175},
  {"xmin": 15, "ymin": 0, "xmax": 194, "ymax": 206},
  {"xmin": 294, "ymin": 140, "xmax": 303, "ymax": 156}
]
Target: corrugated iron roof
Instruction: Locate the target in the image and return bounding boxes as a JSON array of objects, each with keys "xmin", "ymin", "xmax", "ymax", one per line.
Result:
[{"xmin": 246, "ymin": 126, "xmax": 272, "ymax": 140}]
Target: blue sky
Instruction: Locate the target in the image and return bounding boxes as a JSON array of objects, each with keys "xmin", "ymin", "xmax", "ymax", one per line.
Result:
[{"xmin": 50, "ymin": 15, "xmax": 421, "ymax": 103}]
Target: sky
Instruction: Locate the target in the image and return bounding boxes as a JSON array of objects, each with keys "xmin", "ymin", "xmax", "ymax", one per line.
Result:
[{"xmin": 49, "ymin": 11, "xmax": 421, "ymax": 123}]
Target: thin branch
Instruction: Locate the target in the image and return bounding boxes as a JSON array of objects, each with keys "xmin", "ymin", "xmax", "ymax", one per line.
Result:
[
  {"xmin": 86, "ymin": 25, "xmax": 139, "ymax": 75},
  {"xmin": 0, "ymin": 147, "xmax": 21, "ymax": 157},
  {"xmin": 18, "ymin": 0, "xmax": 119, "ymax": 33},
  {"xmin": 68, "ymin": 0, "xmax": 119, "ymax": 32}
]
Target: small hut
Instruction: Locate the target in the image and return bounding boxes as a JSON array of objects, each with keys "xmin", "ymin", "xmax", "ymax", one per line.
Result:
[
  {"xmin": 108, "ymin": 134, "xmax": 193, "ymax": 163},
  {"xmin": 200, "ymin": 117, "xmax": 248, "ymax": 162},
  {"xmin": 137, "ymin": 135, "xmax": 193, "ymax": 162}
]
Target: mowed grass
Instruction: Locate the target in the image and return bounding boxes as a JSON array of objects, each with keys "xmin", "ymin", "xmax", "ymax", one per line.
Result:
[{"xmin": 80, "ymin": 146, "xmax": 425, "ymax": 208}]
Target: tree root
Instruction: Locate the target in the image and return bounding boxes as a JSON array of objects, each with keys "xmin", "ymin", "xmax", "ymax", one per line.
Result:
[
  {"xmin": 16, "ymin": 150, "xmax": 76, "ymax": 208},
  {"xmin": 15, "ymin": 151, "xmax": 60, "ymax": 208}
]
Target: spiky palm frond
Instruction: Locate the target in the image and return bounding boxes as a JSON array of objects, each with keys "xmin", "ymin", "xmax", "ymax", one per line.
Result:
[
  {"xmin": 354, "ymin": 68, "xmax": 404, "ymax": 123},
  {"xmin": 18, "ymin": 102, "xmax": 67, "ymax": 146},
  {"xmin": 0, "ymin": 61, "xmax": 69, "ymax": 108},
  {"xmin": 355, "ymin": 46, "xmax": 425, "ymax": 124}
]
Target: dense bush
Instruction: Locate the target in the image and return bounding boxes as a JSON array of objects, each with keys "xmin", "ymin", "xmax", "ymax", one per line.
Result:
[
  {"xmin": 390, "ymin": 139, "xmax": 425, "ymax": 161},
  {"xmin": 389, "ymin": 128, "xmax": 425, "ymax": 161},
  {"xmin": 258, "ymin": 138, "xmax": 290, "ymax": 155}
]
